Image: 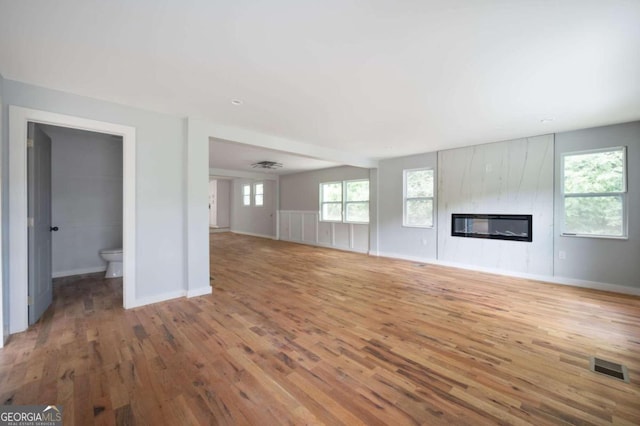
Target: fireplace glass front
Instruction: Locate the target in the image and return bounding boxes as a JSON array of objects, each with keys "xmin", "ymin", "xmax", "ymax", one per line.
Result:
[{"xmin": 451, "ymin": 214, "xmax": 532, "ymax": 242}]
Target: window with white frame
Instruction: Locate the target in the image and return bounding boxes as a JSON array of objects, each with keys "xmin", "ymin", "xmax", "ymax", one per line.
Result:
[
  {"xmin": 242, "ymin": 184, "xmax": 251, "ymax": 206},
  {"xmin": 403, "ymin": 168, "xmax": 434, "ymax": 227},
  {"xmin": 562, "ymin": 147, "xmax": 627, "ymax": 238},
  {"xmin": 320, "ymin": 182, "xmax": 343, "ymax": 221},
  {"xmin": 254, "ymin": 183, "xmax": 264, "ymax": 206},
  {"xmin": 344, "ymin": 180, "xmax": 369, "ymax": 223},
  {"xmin": 319, "ymin": 180, "xmax": 370, "ymax": 223}
]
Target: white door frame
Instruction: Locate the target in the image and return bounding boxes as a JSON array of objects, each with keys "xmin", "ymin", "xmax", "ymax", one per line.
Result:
[{"xmin": 8, "ymin": 106, "xmax": 136, "ymax": 334}]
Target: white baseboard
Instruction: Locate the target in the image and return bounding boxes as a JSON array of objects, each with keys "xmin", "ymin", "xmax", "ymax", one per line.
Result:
[
  {"xmin": 128, "ymin": 290, "xmax": 187, "ymax": 309},
  {"xmin": 210, "ymin": 227, "xmax": 230, "ymax": 234},
  {"xmin": 187, "ymin": 286, "xmax": 212, "ymax": 298},
  {"xmin": 52, "ymin": 266, "xmax": 106, "ymax": 278},
  {"xmin": 376, "ymin": 251, "xmax": 640, "ymax": 296},
  {"xmin": 231, "ymin": 230, "xmax": 277, "ymax": 240}
]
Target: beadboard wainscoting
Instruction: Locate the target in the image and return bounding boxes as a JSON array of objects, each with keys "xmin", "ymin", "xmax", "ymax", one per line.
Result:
[{"xmin": 278, "ymin": 211, "xmax": 369, "ymax": 253}]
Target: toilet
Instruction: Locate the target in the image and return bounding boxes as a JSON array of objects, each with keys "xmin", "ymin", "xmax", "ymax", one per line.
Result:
[{"xmin": 99, "ymin": 248, "xmax": 123, "ymax": 278}]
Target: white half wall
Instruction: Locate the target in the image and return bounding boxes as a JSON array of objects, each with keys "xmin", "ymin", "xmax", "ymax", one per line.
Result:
[{"xmin": 279, "ymin": 210, "xmax": 369, "ymax": 253}]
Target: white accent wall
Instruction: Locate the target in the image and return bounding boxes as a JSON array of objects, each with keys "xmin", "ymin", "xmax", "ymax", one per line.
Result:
[
  {"xmin": 46, "ymin": 125, "xmax": 123, "ymax": 277},
  {"xmin": 279, "ymin": 166, "xmax": 370, "ymax": 253},
  {"xmin": 436, "ymin": 135, "xmax": 555, "ymax": 275}
]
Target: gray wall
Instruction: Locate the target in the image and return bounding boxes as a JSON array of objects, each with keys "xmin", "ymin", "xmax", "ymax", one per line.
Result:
[
  {"xmin": 0, "ymin": 72, "xmax": 8, "ymax": 342},
  {"xmin": 280, "ymin": 166, "xmax": 369, "ymax": 211},
  {"xmin": 554, "ymin": 122, "xmax": 640, "ymax": 288},
  {"xmin": 216, "ymin": 179, "xmax": 231, "ymax": 228},
  {"xmin": 45, "ymin": 125, "xmax": 123, "ymax": 277},
  {"xmin": 377, "ymin": 152, "xmax": 438, "ymax": 260},
  {"xmin": 3, "ymin": 80, "xmax": 186, "ymax": 300},
  {"xmin": 437, "ymin": 135, "xmax": 554, "ymax": 275},
  {"xmin": 231, "ymin": 179, "xmax": 276, "ymax": 237}
]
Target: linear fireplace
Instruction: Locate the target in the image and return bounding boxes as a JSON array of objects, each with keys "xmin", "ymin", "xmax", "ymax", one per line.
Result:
[{"xmin": 452, "ymin": 214, "xmax": 532, "ymax": 242}]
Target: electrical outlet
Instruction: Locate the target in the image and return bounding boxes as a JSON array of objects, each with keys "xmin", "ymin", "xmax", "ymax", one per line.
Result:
[
  {"xmin": 559, "ymin": 250, "xmax": 566, "ymax": 260},
  {"xmin": 421, "ymin": 239, "xmax": 428, "ymax": 246}
]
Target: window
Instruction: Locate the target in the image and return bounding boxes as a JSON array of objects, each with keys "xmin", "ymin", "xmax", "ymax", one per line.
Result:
[
  {"xmin": 254, "ymin": 183, "xmax": 264, "ymax": 206},
  {"xmin": 242, "ymin": 184, "xmax": 251, "ymax": 206},
  {"xmin": 344, "ymin": 180, "xmax": 369, "ymax": 223},
  {"xmin": 320, "ymin": 180, "xmax": 370, "ymax": 223},
  {"xmin": 562, "ymin": 147, "xmax": 627, "ymax": 238},
  {"xmin": 403, "ymin": 168, "xmax": 434, "ymax": 227},
  {"xmin": 320, "ymin": 182, "xmax": 343, "ymax": 221}
]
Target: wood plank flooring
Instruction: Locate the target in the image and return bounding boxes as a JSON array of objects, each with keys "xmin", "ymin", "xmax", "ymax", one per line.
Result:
[{"xmin": 1, "ymin": 233, "xmax": 639, "ymax": 425}]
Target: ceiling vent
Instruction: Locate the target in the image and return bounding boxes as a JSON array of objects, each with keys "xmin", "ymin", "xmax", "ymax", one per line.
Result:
[{"xmin": 251, "ymin": 161, "xmax": 283, "ymax": 170}]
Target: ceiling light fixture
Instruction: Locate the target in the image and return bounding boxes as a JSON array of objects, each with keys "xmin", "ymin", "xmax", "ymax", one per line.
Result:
[
  {"xmin": 231, "ymin": 99, "xmax": 243, "ymax": 106},
  {"xmin": 251, "ymin": 161, "xmax": 283, "ymax": 170},
  {"xmin": 540, "ymin": 118, "xmax": 554, "ymax": 124}
]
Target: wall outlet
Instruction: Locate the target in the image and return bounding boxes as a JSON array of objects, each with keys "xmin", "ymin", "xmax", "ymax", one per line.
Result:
[
  {"xmin": 421, "ymin": 238, "xmax": 428, "ymax": 246},
  {"xmin": 558, "ymin": 250, "xmax": 566, "ymax": 260}
]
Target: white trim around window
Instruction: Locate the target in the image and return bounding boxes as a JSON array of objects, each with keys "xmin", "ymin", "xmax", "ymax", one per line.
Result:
[
  {"xmin": 344, "ymin": 179, "xmax": 370, "ymax": 224},
  {"xmin": 254, "ymin": 182, "xmax": 264, "ymax": 206},
  {"xmin": 403, "ymin": 168, "xmax": 435, "ymax": 228},
  {"xmin": 242, "ymin": 183, "xmax": 251, "ymax": 206},
  {"xmin": 561, "ymin": 146, "xmax": 628, "ymax": 239},
  {"xmin": 319, "ymin": 181, "xmax": 343, "ymax": 222}
]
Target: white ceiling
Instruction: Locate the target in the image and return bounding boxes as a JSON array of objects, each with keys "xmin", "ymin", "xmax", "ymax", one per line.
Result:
[
  {"xmin": 1, "ymin": 1, "xmax": 639, "ymax": 168},
  {"xmin": 209, "ymin": 138, "xmax": 341, "ymax": 175}
]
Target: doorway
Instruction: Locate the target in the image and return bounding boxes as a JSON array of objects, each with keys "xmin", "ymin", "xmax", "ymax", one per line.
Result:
[
  {"xmin": 7, "ymin": 106, "xmax": 136, "ymax": 335},
  {"xmin": 27, "ymin": 124, "xmax": 124, "ymax": 324}
]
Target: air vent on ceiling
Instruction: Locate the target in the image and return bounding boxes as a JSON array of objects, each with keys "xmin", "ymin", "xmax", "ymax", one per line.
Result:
[{"xmin": 590, "ymin": 357, "xmax": 629, "ymax": 383}]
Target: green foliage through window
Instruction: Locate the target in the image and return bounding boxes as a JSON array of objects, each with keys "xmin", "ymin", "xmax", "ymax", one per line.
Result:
[
  {"xmin": 562, "ymin": 147, "xmax": 626, "ymax": 237},
  {"xmin": 404, "ymin": 169, "xmax": 434, "ymax": 227},
  {"xmin": 320, "ymin": 180, "xmax": 369, "ymax": 223},
  {"xmin": 345, "ymin": 180, "xmax": 369, "ymax": 223},
  {"xmin": 320, "ymin": 182, "xmax": 343, "ymax": 221}
]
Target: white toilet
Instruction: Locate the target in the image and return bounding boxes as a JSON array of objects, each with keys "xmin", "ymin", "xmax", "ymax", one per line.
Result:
[{"xmin": 99, "ymin": 248, "xmax": 123, "ymax": 278}]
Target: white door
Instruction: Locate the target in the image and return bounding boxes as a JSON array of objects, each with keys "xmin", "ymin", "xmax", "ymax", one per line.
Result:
[{"xmin": 28, "ymin": 123, "xmax": 54, "ymax": 324}]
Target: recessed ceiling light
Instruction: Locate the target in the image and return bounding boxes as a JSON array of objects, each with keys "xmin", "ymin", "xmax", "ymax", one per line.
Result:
[
  {"xmin": 540, "ymin": 118, "xmax": 554, "ymax": 124},
  {"xmin": 231, "ymin": 99, "xmax": 243, "ymax": 106}
]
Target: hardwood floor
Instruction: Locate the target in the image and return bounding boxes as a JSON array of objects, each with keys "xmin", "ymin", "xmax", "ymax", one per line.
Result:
[{"xmin": 1, "ymin": 233, "xmax": 639, "ymax": 425}]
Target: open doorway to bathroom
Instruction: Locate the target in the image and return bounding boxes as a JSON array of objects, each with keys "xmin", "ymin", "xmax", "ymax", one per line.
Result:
[
  {"xmin": 7, "ymin": 106, "xmax": 136, "ymax": 337},
  {"xmin": 30, "ymin": 124, "xmax": 124, "ymax": 323}
]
